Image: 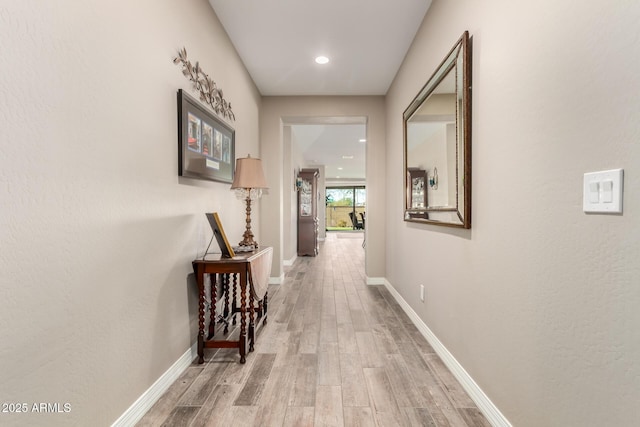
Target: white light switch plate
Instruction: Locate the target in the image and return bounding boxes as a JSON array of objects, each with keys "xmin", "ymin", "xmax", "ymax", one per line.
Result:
[{"xmin": 583, "ymin": 169, "xmax": 623, "ymax": 213}]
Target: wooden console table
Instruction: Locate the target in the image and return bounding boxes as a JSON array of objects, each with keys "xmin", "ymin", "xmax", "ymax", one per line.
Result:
[{"xmin": 192, "ymin": 246, "xmax": 272, "ymax": 364}]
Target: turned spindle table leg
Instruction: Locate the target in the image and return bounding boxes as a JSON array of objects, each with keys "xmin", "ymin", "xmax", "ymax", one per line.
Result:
[
  {"xmin": 263, "ymin": 291, "xmax": 268, "ymax": 325},
  {"xmin": 249, "ymin": 291, "xmax": 255, "ymax": 352},
  {"xmin": 239, "ymin": 270, "xmax": 247, "ymax": 363},
  {"xmin": 208, "ymin": 273, "xmax": 216, "ymax": 339},
  {"xmin": 223, "ymin": 274, "xmax": 230, "ymax": 334},
  {"xmin": 232, "ymin": 274, "xmax": 238, "ymax": 325},
  {"xmin": 195, "ymin": 264, "xmax": 205, "ymax": 364}
]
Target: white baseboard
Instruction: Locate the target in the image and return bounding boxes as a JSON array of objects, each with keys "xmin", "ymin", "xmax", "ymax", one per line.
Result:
[
  {"xmin": 269, "ymin": 273, "xmax": 285, "ymax": 284},
  {"xmin": 283, "ymin": 255, "xmax": 297, "ymax": 266},
  {"xmin": 382, "ymin": 279, "xmax": 511, "ymax": 427},
  {"xmin": 366, "ymin": 276, "xmax": 385, "ymax": 285},
  {"xmin": 111, "ymin": 342, "xmax": 197, "ymax": 427}
]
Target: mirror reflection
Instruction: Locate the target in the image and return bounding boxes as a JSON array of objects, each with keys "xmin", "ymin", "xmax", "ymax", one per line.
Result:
[{"xmin": 403, "ymin": 31, "xmax": 471, "ymax": 228}]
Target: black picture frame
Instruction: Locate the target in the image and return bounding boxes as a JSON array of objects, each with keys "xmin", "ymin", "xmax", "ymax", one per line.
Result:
[{"xmin": 178, "ymin": 89, "xmax": 235, "ymax": 183}]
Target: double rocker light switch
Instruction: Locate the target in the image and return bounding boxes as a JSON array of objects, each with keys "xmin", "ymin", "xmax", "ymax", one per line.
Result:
[
  {"xmin": 583, "ymin": 169, "xmax": 623, "ymax": 213},
  {"xmin": 588, "ymin": 182, "xmax": 600, "ymax": 203}
]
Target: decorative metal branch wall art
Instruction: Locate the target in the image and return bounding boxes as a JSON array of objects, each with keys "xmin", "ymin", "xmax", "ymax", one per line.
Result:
[{"xmin": 173, "ymin": 47, "xmax": 235, "ymax": 121}]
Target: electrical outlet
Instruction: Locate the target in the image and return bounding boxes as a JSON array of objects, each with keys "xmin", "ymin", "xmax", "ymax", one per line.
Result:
[{"xmin": 420, "ymin": 284, "xmax": 425, "ymax": 302}]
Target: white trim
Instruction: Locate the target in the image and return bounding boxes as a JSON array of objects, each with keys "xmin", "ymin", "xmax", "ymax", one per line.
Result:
[
  {"xmin": 111, "ymin": 342, "xmax": 198, "ymax": 427},
  {"xmin": 283, "ymin": 255, "xmax": 297, "ymax": 266},
  {"xmin": 366, "ymin": 276, "xmax": 385, "ymax": 285},
  {"xmin": 382, "ymin": 279, "xmax": 512, "ymax": 427},
  {"xmin": 269, "ymin": 273, "xmax": 285, "ymax": 284}
]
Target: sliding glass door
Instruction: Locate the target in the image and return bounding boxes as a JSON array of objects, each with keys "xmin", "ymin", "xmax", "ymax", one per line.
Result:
[{"xmin": 325, "ymin": 186, "xmax": 366, "ymax": 230}]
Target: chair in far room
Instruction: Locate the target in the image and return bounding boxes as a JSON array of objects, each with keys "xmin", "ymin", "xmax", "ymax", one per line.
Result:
[{"xmin": 349, "ymin": 212, "xmax": 364, "ymax": 230}]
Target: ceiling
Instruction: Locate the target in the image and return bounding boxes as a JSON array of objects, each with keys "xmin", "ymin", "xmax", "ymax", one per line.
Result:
[
  {"xmin": 208, "ymin": 0, "xmax": 432, "ymax": 180},
  {"xmin": 291, "ymin": 123, "xmax": 367, "ymax": 182}
]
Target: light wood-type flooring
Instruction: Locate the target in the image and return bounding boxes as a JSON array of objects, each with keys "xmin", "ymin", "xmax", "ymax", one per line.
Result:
[{"xmin": 138, "ymin": 232, "xmax": 490, "ymax": 427}]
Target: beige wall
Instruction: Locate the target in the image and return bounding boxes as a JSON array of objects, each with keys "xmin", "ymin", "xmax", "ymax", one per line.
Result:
[
  {"xmin": 282, "ymin": 126, "xmax": 296, "ymax": 263},
  {"xmin": 260, "ymin": 96, "xmax": 386, "ymax": 280},
  {"xmin": 0, "ymin": 1, "xmax": 260, "ymax": 425},
  {"xmin": 317, "ymin": 166, "xmax": 327, "ymax": 241},
  {"xmin": 386, "ymin": 0, "xmax": 640, "ymax": 425}
]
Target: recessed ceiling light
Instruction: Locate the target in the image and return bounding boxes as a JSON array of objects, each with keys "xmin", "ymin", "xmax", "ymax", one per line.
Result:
[
  {"xmin": 315, "ymin": 56, "xmax": 329, "ymax": 65},
  {"xmin": 359, "ymin": 138, "xmax": 367, "ymax": 143},
  {"xmin": 342, "ymin": 155, "xmax": 354, "ymax": 159},
  {"xmin": 337, "ymin": 167, "xmax": 343, "ymax": 170}
]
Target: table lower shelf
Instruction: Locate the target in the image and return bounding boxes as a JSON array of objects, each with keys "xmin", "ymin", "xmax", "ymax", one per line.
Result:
[{"xmin": 197, "ymin": 293, "xmax": 268, "ymax": 364}]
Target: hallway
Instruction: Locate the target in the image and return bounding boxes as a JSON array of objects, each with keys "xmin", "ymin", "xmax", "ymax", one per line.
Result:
[{"xmin": 138, "ymin": 233, "xmax": 489, "ymax": 426}]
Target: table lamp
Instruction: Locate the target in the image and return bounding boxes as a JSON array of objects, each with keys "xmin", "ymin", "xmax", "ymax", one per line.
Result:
[{"xmin": 231, "ymin": 154, "xmax": 268, "ymax": 249}]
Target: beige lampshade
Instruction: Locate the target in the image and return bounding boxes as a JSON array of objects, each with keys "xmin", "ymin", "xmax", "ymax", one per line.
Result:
[{"xmin": 231, "ymin": 155, "xmax": 268, "ymax": 189}]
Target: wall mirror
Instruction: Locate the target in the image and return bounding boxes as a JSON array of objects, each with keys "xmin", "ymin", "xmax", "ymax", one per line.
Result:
[{"xmin": 403, "ymin": 31, "xmax": 471, "ymax": 228}]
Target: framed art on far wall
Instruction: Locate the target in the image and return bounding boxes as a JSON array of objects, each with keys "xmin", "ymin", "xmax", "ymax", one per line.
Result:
[{"xmin": 178, "ymin": 89, "xmax": 235, "ymax": 183}]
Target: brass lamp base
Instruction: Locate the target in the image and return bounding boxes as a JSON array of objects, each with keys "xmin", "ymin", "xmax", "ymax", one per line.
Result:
[
  {"xmin": 238, "ymin": 196, "xmax": 258, "ymax": 249},
  {"xmin": 238, "ymin": 237, "xmax": 257, "ymax": 249}
]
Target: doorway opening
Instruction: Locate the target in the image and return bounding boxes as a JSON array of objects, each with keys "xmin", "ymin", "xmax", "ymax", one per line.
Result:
[{"xmin": 283, "ymin": 116, "xmax": 367, "ymax": 263}]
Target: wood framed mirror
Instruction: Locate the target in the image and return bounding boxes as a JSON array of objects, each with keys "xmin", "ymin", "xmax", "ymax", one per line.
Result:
[{"xmin": 403, "ymin": 31, "xmax": 471, "ymax": 228}]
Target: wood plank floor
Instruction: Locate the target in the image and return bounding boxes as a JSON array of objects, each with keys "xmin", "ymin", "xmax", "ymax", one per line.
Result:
[{"xmin": 138, "ymin": 233, "xmax": 490, "ymax": 427}]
